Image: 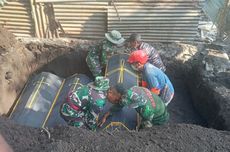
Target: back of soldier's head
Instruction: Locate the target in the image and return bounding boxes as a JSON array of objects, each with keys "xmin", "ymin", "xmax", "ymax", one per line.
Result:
[{"xmin": 129, "ymin": 33, "xmax": 142, "ymax": 43}]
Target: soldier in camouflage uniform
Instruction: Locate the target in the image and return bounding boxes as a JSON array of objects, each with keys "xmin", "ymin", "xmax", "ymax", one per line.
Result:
[
  {"xmin": 86, "ymin": 30, "xmax": 125, "ymax": 77},
  {"xmin": 60, "ymin": 76, "xmax": 110, "ymax": 131},
  {"xmin": 126, "ymin": 33, "xmax": 166, "ymax": 72},
  {"xmin": 99, "ymin": 85, "xmax": 169, "ymax": 128}
]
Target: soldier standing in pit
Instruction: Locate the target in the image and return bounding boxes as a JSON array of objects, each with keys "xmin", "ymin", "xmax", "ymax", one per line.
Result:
[{"xmin": 86, "ymin": 30, "xmax": 125, "ymax": 78}]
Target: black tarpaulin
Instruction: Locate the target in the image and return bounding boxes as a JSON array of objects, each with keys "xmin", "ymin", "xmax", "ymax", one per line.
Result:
[
  {"xmin": 101, "ymin": 53, "xmax": 139, "ymax": 131},
  {"xmin": 105, "ymin": 53, "xmax": 139, "ymax": 90},
  {"xmin": 44, "ymin": 73, "xmax": 92, "ymax": 127},
  {"xmin": 9, "ymin": 72, "xmax": 92, "ymax": 128},
  {"xmin": 99, "ymin": 102, "xmax": 138, "ymax": 131}
]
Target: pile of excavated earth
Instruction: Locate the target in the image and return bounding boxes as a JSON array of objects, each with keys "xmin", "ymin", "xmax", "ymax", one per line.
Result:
[{"xmin": 0, "ymin": 27, "xmax": 229, "ymax": 152}]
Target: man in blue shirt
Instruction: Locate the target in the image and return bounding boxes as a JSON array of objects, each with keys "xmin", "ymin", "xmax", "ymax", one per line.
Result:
[{"xmin": 128, "ymin": 50, "xmax": 174, "ymax": 106}]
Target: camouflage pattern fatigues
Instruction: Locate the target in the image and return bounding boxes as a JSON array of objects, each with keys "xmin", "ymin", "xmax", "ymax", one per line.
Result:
[
  {"xmin": 127, "ymin": 42, "xmax": 166, "ymax": 71},
  {"xmin": 86, "ymin": 39, "xmax": 120, "ymax": 77},
  {"xmin": 60, "ymin": 85, "xmax": 107, "ymax": 131},
  {"xmin": 111, "ymin": 86, "xmax": 169, "ymax": 126}
]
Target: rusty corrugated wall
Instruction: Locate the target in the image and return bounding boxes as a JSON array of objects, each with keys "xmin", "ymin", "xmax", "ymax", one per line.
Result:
[
  {"xmin": 52, "ymin": 1, "xmax": 107, "ymax": 39},
  {"xmin": 0, "ymin": 0, "xmax": 34, "ymax": 37},
  {"xmin": 0, "ymin": 0, "xmax": 204, "ymax": 42},
  {"xmin": 108, "ymin": 0, "xmax": 204, "ymax": 42}
]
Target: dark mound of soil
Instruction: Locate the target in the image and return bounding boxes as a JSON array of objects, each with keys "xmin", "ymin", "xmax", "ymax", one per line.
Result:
[
  {"xmin": 187, "ymin": 48, "xmax": 230, "ymax": 130},
  {"xmin": 1, "ymin": 117, "xmax": 230, "ymax": 152}
]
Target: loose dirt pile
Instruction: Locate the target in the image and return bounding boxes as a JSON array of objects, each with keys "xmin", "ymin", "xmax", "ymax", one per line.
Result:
[
  {"xmin": 0, "ymin": 28, "xmax": 17, "ymax": 54},
  {"xmin": 1, "ymin": 117, "xmax": 230, "ymax": 152},
  {"xmin": 0, "ymin": 27, "xmax": 34, "ymax": 114},
  {"xmin": 0, "ymin": 27, "xmax": 100, "ymax": 115}
]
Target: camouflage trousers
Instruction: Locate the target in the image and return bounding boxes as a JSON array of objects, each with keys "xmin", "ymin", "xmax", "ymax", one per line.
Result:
[
  {"xmin": 141, "ymin": 109, "xmax": 169, "ymax": 128},
  {"xmin": 60, "ymin": 103, "xmax": 97, "ymax": 130},
  {"xmin": 86, "ymin": 52, "xmax": 104, "ymax": 77}
]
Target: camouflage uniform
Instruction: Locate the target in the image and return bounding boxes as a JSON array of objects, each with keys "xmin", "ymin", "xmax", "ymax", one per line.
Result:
[
  {"xmin": 111, "ymin": 86, "xmax": 169, "ymax": 126},
  {"xmin": 127, "ymin": 42, "xmax": 166, "ymax": 71},
  {"xmin": 86, "ymin": 40, "xmax": 120, "ymax": 77},
  {"xmin": 60, "ymin": 77, "xmax": 109, "ymax": 131}
]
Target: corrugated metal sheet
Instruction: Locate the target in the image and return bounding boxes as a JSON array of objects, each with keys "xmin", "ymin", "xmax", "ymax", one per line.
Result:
[
  {"xmin": 203, "ymin": 0, "xmax": 230, "ymax": 34},
  {"xmin": 203, "ymin": 0, "xmax": 226, "ymax": 22},
  {"xmin": 0, "ymin": 0, "xmax": 205, "ymax": 42},
  {"xmin": 53, "ymin": 2, "xmax": 107, "ymax": 39},
  {"xmin": 0, "ymin": 0, "xmax": 34, "ymax": 37},
  {"xmin": 108, "ymin": 0, "xmax": 204, "ymax": 42}
]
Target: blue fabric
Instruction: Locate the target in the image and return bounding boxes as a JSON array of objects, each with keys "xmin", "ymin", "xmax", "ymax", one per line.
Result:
[{"xmin": 142, "ymin": 63, "xmax": 174, "ymax": 93}]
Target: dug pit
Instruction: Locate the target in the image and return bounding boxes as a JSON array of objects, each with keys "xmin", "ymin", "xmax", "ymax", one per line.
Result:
[{"xmin": 0, "ymin": 27, "xmax": 230, "ymax": 151}]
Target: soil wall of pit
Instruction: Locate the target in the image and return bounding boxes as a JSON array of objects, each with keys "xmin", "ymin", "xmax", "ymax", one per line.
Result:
[
  {"xmin": 186, "ymin": 47, "xmax": 230, "ymax": 130},
  {"xmin": 1, "ymin": 27, "xmax": 230, "ymax": 131},
  {"xmin": 0, "ymin": 27, "xmax": 92, "ymax": 114}
]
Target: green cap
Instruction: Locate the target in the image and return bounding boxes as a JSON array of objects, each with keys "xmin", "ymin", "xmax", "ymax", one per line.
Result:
[{"xmin": 105, "ymin": 30, "xmax": 125, "ymax": 45}]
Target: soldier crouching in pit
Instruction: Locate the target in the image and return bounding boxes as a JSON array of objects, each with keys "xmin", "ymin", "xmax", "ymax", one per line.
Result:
[{"xmin": 86, "ymin": 30, "xmax": 125, "ymax": 78}]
